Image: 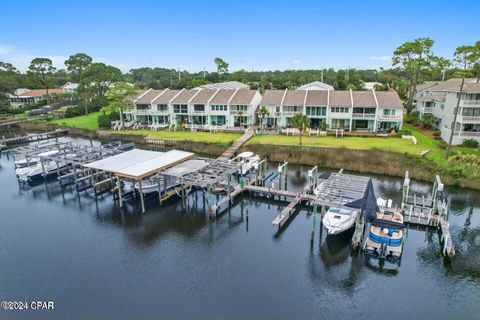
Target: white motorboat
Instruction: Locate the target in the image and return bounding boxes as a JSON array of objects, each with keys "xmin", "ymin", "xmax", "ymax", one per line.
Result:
[
  {"xmin": 14, "ymin": 149, "xmax": 60, "ymax": 169},
  {"xmin": 17, "ymin": 160, "xmax": 66, "ymax": 182},
  {"xmin": 134, "ymin": 175, "xmax": 180, "ymax": 195},
  {"xmin": 230, "ymin": 151, "xmax": 260, "ymax": 175},
  {"xmin": 322, "ymin": 207, "xmax": 359, "ymax": 235}
]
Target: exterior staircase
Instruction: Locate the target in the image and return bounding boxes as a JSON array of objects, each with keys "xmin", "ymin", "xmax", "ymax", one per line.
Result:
[{"xmin": 217, "ymin": 127, "xmax": 255, "ymax": 160}]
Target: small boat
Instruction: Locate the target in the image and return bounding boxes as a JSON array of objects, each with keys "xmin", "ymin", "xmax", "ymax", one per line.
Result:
[
  {"xmin": 14, "ymin": 149, "xmax": 60, "ymax": 169},
  {"xmin": 322, "ymin": 207, "xmax": 359, "ymax": 235},
  {"xmin": 17, "ymin": 160, "xmax": 67, "ymax": 182},
  {"xmin": 230, "ymin": 151, "xmax": 260, "ymax": 175},
  {"xmin": 134, "ymin": 175, "xmax": 180, "ymax": 195},
  {"xmin": 365, "ymin": 209, "xmax": 404, "ymax": 262}
]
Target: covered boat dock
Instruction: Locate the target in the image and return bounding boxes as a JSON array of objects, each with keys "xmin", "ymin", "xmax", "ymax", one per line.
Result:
[{"xmin": 84, "ymin": 149, "xmax": 194, "ymax": 212}]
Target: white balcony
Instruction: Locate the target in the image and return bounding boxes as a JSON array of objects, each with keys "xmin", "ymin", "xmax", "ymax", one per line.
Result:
[
  {"xmin": 352, "ymin": 113, "xmax": 376, "ymax": 118},
  {"xmin": 124, "ymin": 109, "xmax": 168, "ymax": 115},
  {"xmin": 456, "ymin": 131, "xmax": 480, "ymax": 137},
  {"xmin": 422, "ymin": 107, "xmax": 435, "ymax": 113},
  {"xmin": 463, "ymin": 100, "xmax": 480, "ymax": 106},
  {"xmin": 461, "ymin": 115, "xmax": 480, "ymax": 122},
  {"xmin": 379, "ymin": 114, "xmax": 402, "ymax": 119}
]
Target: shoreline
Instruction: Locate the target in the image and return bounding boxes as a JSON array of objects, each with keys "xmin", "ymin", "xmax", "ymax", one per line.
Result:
[{"xmin": 18, "ymin": 121, "xmax": 480, "ymax": 190}]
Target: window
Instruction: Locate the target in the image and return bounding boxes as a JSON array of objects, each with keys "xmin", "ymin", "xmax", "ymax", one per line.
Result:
[
  {"xmin": 194, "ymin": 104, "xmax": 205, "ymax": 112},
  {"xmin": 211, "ymin": 105, "xmax": 227, "ymax": 111},
  {"xmin": 157, "ymin": 104, "xmax": 168, "ymax": 111},
  {"xmin": 173, "ymin": 104, "xmax": 187, "ymax": 113},
  {"xmin": 383, "ymin": 109, "xmax": 396, "ymax": 116},
  {"xmin": 462, "ymin": 108, "xmax": 480, "ymax": 117},
  {"xmin": 306, "ymin": 106, "xmax": 326, "ymax": 116},
  {"xmin": 137, "ymin": 104, "xmax": 150, "ymax": 110},
  {"xmin": 234, "ymin": 105, "xmax": 248, "ymax": 111},
  {"xmin": 330, "ymin": 107, "xmax": 348, "ymax": 113}
]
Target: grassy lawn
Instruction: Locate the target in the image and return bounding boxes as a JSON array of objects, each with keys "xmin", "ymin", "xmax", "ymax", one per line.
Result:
[
  {"xmin": 52, "ymin": 112, "xmax": 100, "ymax": 131},
  {"xmin": 118, "ymin": 130, "xmax": 242, "ymax": 145},
  {"xmin": 247, "ymin": 124, "xmax": 480, "ymax": 169},
  {"xmin": 247, "ymin": 132, "xmax": 426, "ymax": 154},
  {"xmin": 403, "ymin": 123, "xmax": 480, "ymax": 168}
]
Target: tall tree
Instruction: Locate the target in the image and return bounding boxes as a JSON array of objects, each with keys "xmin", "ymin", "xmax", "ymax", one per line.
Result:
[
  {"xmin": 65, "ymin": 53, "xmax": 93, "ymax": 114},
  {"xmin": 290, "ymin": 113, "xmax": 311, "ymax": 146},
  {"xmin": 0, "ymin": 62, "xmax": 19, "ymax": 107},
  {"xmin": 392, "ymin": 38, "xmax": 436, "ymax": 109},
  {"xmin": 445, "ymin": 44, "xmax": 477, "ymax": 160},
  {"xmin": 432, "ymin": 56, "xmax": 451, "ymax": 82},
  {"xmin": 104, "ymin": 81, "xmax": 136, "ymax": 129},
  {"xmin": 80, "ymin": 63, "xmax": 122, "ymax": 101},
  {"xmin": 473, "ymin": 41, "xmax": 480, "ymax": 83},
  {"xmin": 214, "ymin": 57, "xmax": 229, "ymax": 80},
  {"xmin": 28, "ymin": 58, "xmax": 56, "ymax": 104}
]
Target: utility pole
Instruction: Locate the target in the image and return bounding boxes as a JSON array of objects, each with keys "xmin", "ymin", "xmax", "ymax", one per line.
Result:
[{"xmin": 321, "ymin": 67, "xmax": 324, "ymax": 82}]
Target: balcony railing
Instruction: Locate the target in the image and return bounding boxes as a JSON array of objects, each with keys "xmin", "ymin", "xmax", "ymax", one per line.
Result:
[
  {"xmin": 352, "ymin": 113, "xmax": 376, "ymax": 118},
  {"xmin": 379, "ymin": 114, "xmax": 401, "ymax": 119},
  {"xmin": 462, "ymin": 115, "xmax": 480, "ymax": 121},
  {"xmin": 456, "ymin": 131, "xmax": 480, "ymax": 137},
  {"xmin": 463, "ymin": 100, "xmax": 480, "ymax": 105},
  {"xmin": 124, "ymin": 109, "xmax": 168, "ymax": 115},
  {"xmin": 423, "ymin": 107, "xmax": 435, "ymax": 113}
]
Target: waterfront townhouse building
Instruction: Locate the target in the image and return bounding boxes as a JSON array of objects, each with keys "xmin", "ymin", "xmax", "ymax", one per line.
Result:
[
  {"xmin": 258, "ymin": 89, "xmax": 403, "ymax": 131},
  {"xmin": 414, "ymin": 78, "xmax": 480, "ymax": 144},
  {"xmin": 124, "ymin": 88, "xmax": 261, "ymax": 129}
]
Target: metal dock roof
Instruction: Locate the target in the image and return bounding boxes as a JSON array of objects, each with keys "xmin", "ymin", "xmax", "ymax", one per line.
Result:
[{"xmin": 84, "ymin": 149, "xmax": 194, "ymax": 180}]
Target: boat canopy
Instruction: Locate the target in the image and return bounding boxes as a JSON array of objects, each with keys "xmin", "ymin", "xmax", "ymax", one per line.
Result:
[
  {"xmin": 344, "ymin": 179, "xmax": 379, "ymax": 222},
  {"xmin": 371, "ymin": 218, "xmax": 404, "ymax": 230}
]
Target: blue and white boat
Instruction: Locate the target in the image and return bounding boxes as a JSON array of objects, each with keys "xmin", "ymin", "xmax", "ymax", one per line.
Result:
[{"xmin": 365, "ymin": 209, "xmax": 404, "ymax": 262}]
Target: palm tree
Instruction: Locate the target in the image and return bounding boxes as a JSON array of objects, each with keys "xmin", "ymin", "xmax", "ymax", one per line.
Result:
[
  {"xmin": 290, "ymin": 113, "xmax": 311, "ymax": 146},
  {"xmin": 258, "ymin": 106, "xmax": 270, "ymax": 127}
]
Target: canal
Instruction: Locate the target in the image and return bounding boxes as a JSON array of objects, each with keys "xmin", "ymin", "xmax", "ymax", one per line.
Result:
[{"xmin": 0, "ymin": 137, "xmax": 479, "ymax": 319}]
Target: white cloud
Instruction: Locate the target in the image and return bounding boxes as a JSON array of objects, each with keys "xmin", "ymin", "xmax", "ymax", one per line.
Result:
[
  {"xmin": 0, "ymin": 44, "xmax": 67, "ymax": 71},
  {"xmin": 368, "ymin": 55, "xmax": 391, "ymax": 62}
]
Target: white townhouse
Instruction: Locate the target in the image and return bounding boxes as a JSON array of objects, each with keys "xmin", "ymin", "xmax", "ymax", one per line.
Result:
[
  {"xmin": 414, "ymin": 78, "xmax": 480, "ymax": 144},
  {"xmin": 258, "ymin": 89, "xmax": 403, "ymax": 131},
  {"xmin": 124, "ymin": 88, "xmax": 262, "ymax": 128}
]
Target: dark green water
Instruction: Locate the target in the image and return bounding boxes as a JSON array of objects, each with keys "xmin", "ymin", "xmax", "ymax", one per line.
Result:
[{"xmin": 0, "ymin": 138, "xmax": 479, "ymax": 319}]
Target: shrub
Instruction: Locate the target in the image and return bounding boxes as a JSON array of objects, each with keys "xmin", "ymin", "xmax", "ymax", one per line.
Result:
[
  {"xmin": 421, "ymin": 114, "xmax": 439, "ymax": 129},
  {"xmin": 461, "ymin": 139, "xmax": 479, "ymax": 148},
  {"xmin": 438, "ymin": 140, "xmax": 448, "ymax": 149},
  {"xmin": 98, "ymin": 111, "xmax": 119, "ymax": 129},
  {"xmin": 399, "ymin": 129, "xmax": 412, "ymax": 136},
  {"xmin": 405, "ymin": 111, "xmax": 420, "ymax": 124}
]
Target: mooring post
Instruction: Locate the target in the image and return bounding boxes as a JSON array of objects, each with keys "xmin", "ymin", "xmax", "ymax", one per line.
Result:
[
  {"xmin": 40, "ymin": 158, "xmax": 46, "ymax": 181},
  {"xmin": 117, "ymin": 176, "xmax": 123, "ymax": 208},
  {"xmin": 139, "ymin": 179, "xmax": 145, "ymax": 213},
  {"xmin": 227, "ymin": 173, "xmax": 232, "ymax": 205},
  {"xmin": 56, "ymin": 160, "xmax": 62, "ymax": 187},
  {"xmin": 311, "ymin": 203, "xmax": 317, "ymax": 246},
  {"xmin": 157, "ymin": 176, "xmax": 162, "ymax": 206}
]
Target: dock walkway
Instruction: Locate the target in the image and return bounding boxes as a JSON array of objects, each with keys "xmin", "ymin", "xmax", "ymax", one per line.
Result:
[
  {"xmin": 217, "ymin": 127, "xmax": 255, "ymax": 160},
  {"xmin": 3, "ymin": 129, "xmax": 68, "ymax": 147}
]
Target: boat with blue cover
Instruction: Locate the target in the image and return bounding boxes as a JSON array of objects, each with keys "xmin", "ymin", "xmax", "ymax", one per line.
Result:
[{"xmin": 365, "ymin": 209, "xmax": 404, "ymax": 262}]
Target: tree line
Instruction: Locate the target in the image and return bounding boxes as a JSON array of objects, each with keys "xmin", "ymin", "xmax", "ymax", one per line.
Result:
[{"xmin": 1, "ymin": 39, "xmax": 479, "ymax": 120}]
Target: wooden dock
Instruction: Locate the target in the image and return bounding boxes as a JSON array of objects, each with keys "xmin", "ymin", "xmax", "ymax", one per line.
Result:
[
  {"xmin": 3, "ymin": 129, "xmax": 68, "ymax": 147},
  {"xmin": 217, "ymin": 127, "xmax": 255, "ymax": 160}
]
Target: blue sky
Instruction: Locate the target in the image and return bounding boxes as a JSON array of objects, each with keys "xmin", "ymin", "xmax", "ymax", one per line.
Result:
[{"xmin": 1, "ymin": 0, "xmax": 479, "ymax": 72}]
